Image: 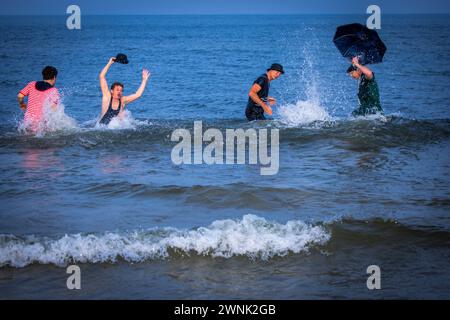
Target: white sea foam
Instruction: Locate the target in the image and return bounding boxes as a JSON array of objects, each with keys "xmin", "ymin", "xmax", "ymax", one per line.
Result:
[
  {"xmin": 95, "ymin": 110, "xmax": 150, "ymax": 130},
  {"xmin": 18, "ymin": 101, "xmax": 78, "ymax": 136},
  {"xmin": 0, "ymin": 215, "xmax": 330, "ymax": 267},
  {"xmin": 349, "ymin": 112, "xmax": 388, "ymax": 122},
  {"xmin": 277, "ymin": 100, "xmax": 332, "ymax": 126},
  {"xmin": 17, "ymin": 100, "xmax": 150, "ymax": 135}
]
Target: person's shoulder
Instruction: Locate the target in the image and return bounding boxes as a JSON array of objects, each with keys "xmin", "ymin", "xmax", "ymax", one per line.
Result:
[
  {"xmin": 258, "ymin": 73, "xmax": 268, "ymax": 80},
  {"xmin": 21, "ymin": 81, "xmax": 36, "ymax": 89},
  {"xmin": 25, "ymin": 81, "xmax": 38, "ymax": 92},
  {"xmin": 49, "ymin": 87, "xmax": 60, "ymax": 96},
  {"xmin": 362, "ymin": 73, "xmax": 376, "ymax": 81},
  {"xmin": 254, "ymin": 74, "xmax": 268, "ymax": 83},
  {"xmin": 367, "ymin": 72, "xmax": 376, "ymax": 83},
  {"xmin": 102, "ymin": 91, "xmax": 111, "ymax": 99}
]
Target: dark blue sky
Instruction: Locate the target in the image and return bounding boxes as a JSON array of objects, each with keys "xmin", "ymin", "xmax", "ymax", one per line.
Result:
[{"xmin": 2, "ymin": 0, "xmax": 449, "ymax": 15}]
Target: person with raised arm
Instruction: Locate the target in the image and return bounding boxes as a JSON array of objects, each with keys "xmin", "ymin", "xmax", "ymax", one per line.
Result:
[
  {"xmin": 347, "ymin": 56, "xmax": 383, "ymax": 116},
  {"xmin": 99, "ymin": 54, "xmax": 150, "ymax": 125}
]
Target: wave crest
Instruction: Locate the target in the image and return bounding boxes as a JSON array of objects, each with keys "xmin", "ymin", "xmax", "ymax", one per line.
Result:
[{"xmin": 0, "ymin": 215, "xmax": 330, "ymax": 267}]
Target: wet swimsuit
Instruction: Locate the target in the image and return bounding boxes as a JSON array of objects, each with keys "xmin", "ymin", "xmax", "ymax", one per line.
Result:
[
  {"xmin": 246, "ymin": 73, "xmax": 270, "ymax": 121},
  {"xmin": 19, "ymin": 81, "xmax": 60, "ymax": 130},
  {"xmin": 352, "ymin": 73, "xmax": 383, "ymax": 116},
  {"xmin": 100, "ymin": 98, "xmax": 122, "ymax": 124}
]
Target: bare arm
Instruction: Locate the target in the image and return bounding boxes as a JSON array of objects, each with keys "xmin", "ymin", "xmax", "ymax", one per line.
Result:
[
  {"xmin": 123, "ymin": 69, "xmax": 150, "ymax": 104},
  {"xmin": 99, "ymin": 57, "xmax": 115, "ymax": 96},
  {"xmin": 17, "ymin": 93, "xmax": 26, "ymax": 111},
  {"xmin": 352, "ymin": 57, "xmax": 373, "ymax": 80},
  {"xmin": 248, "ymin": 83, "xmax": 272, "ymax": 116}
]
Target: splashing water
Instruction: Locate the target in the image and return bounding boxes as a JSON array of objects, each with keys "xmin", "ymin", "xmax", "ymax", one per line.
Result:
[
  {"xmin": 274, "ymin": 41, "xmax": 337, "ymax": 126},
  {"xmin": 40, "ymin": 102, "xmax": 78, "ymax": 133},
  {"xmin": 277, "ymin": 100, "xmax": 332, "ymax": 126},
  {"xmin": 18, "ymin": 101, "xmax": 78, "ymax": 136},
  {"xmin": 95, "ymin": 110, "xmax": 151, "ymax": 130},
  {"xmin": 276, "ymin": 46, "xmax": 333, "ymax": 126},
  {"xmin": 17, "ymin": 101, "xmax": 151, "ymax": 135}
]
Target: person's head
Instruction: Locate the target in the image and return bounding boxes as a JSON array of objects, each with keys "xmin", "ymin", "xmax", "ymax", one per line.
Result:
[
  {"xmin": 110, "ymin": 82, "xmax": 124, "ymax": 99},
  {"xmin": 42, "ymin": 66, "xmax": 58, "ymax": 85},
  {"xmin": 267, "ymin": 63, "xmax": 285, "ymax": 81},
  {"xmin": 347, "ymin": 65, "xmax": 362, "ymax": 80}
]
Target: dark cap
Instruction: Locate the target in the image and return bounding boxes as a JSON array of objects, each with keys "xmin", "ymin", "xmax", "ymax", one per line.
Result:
[
  {"xmin": 267, "ymin": 63, "xmax": 285, "ymax": 74},
  {"xmin": 114, "ymin": 53, "xmax": 129, "ymax": 64}
]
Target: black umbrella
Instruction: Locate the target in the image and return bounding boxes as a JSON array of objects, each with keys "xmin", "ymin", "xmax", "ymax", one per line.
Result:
[{"xmin": 333, "ymin": 23, "xmax": 387, "ymax": 65}]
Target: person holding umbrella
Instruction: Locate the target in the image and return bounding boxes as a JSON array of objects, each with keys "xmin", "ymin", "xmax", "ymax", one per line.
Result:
[
  {"xmin": 347, "ymin": 56, "xmax": 383, "ymax": 116},
  {"xmin": 333, "ymin": 23, "xmax": 386, "ymax": 116}
]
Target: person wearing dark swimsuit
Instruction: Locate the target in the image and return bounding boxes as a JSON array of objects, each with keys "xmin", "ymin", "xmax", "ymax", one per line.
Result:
[
  {"xmin": 100, "ymin": 97, "xmax": 122, "ymax": 125},
  {"xmin": 99, "ymin": 56, "xmax": 151, "ymax": 125}
]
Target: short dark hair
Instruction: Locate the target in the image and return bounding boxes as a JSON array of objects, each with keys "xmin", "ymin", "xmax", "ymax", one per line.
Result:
[
  {"xmin": 347, "ymin": 65, "xmax": 358, "ymax": 73},
  {"xmin": 42, "ymin": 66, "xmax": 58, "ymax": 80},
  {"xmin": 111, "ymin": 82, "xmax": 124, "ymax": 90}
]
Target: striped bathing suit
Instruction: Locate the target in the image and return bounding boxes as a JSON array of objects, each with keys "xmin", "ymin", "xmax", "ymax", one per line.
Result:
[{"xmin": 19, "ymin": 81, "xmax": 60, "ymax": 130}]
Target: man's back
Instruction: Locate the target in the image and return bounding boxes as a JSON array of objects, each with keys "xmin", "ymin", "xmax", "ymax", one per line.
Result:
[
  {"xmin": 19, "ymin": 81, "xmax": 60, "ymax": 127},
  {"xmin": 353, "ymin": 73, "xmax": 382, "ymax": 116}
]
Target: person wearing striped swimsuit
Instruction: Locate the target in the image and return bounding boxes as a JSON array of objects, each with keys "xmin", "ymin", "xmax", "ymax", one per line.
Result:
[{"xmin": 17, "ymin": 66, "xmax": 60, "ymax": 132}]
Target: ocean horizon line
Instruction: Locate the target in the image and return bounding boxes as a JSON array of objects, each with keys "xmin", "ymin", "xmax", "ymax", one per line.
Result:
[{"xmin": 1, "ymin": 13, "xmax": 450, "ymax": 16}]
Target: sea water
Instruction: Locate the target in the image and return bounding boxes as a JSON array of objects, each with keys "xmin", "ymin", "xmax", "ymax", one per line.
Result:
[{"xmin": 0, "ymin": 15, "xmax": 449, "ymax": 299}]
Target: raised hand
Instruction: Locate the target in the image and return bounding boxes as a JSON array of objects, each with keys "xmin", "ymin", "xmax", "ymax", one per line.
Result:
[{"xmin": 142, "ymin": 69, "xmax": 151, "ymax": 81}]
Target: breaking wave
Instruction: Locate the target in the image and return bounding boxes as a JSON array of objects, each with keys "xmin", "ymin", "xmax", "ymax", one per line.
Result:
[{"xmin": 0, "ymin": 215, "xmax": 330, "ymax": 268}]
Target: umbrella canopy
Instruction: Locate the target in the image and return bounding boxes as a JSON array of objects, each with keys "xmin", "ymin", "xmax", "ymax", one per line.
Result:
[{"xmin": 333, "ymin": 23, "xmax": 387, "ymax": 65}]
